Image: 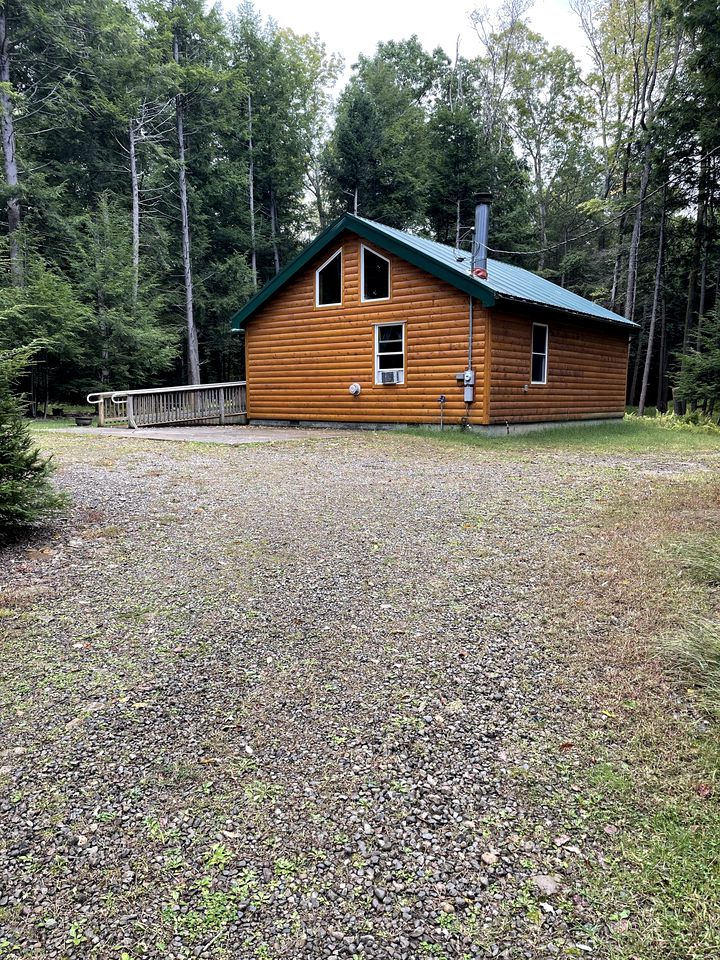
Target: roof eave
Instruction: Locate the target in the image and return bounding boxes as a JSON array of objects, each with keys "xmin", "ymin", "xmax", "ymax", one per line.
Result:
[{"xmin": 494, "ymin": 293, "xmax": 639, "ymax": 330}]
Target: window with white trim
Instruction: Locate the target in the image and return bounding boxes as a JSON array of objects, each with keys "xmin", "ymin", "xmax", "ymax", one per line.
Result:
[
  {"xmin": 361, "ymin": 245, "xmax": 390, "ymax": 301},
  {"xmin": 531, "ymin": 323, "xmax": 548, "ymax": 384},
  {"xmin": 316, "ymin": 249, "xmax": 342, "ymax": 306},
  {"xmin": 375, "ymin": 323, "xmax": 405, "ymax": 385}
]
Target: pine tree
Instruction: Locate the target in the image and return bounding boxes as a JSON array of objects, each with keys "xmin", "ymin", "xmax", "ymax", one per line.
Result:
[{"xmin": 0, "ymin": 345, "xmax": 66, "ymax": 537}]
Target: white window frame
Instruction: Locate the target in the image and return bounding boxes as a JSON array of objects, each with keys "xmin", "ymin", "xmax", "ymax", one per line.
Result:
[
  {"xmin": 315, "ymin": 248, "xmax": 342, "ymax": 307},
  {"xmin": 374, "ymin": 322, "xmax": 405, "ymax": 385},
  {"xmin": 361, "ymin": 244, "xmax": 391, "ymax": 303},
  {"xmin": 531, "ymin": 322, "xmax": 548, "ymax": 385}
]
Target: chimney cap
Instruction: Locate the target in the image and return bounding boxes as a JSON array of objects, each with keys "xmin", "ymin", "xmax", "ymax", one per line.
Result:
[{"xmin": 474, "ymin": 191, "xmax": 493, "ymax": 205}]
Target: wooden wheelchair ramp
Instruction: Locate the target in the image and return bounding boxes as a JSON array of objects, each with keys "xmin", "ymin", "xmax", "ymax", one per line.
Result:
[{"xmin": 87, "ymin": 381, "xmax": 246, "ymax": 429}]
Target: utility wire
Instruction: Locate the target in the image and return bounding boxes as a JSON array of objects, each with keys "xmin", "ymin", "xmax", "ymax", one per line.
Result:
[{"xmin": 481, "ymin": 143, "xmax": 720, "ymax": 258}]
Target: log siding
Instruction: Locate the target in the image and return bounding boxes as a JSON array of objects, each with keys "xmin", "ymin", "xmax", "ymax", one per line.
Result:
[{"xmin": 487, "ymin": 310, "xmax": 630, "ymax": 423}]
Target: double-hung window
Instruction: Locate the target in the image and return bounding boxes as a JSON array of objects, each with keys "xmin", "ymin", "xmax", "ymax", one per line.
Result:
[
  {"xmin": 375, "ymin": 323, "xmax": 405, "ymax": 385},
  {"xmin": 531, "ymin": 323, "xmax": 548, "ymax": 385},
  {"xmin": 316, "ymin": 249, "xmax": 342, "ymax": 306},
  {"xmin": 361, "ymin": 245, "xmax": 390, "ymax": 301}
]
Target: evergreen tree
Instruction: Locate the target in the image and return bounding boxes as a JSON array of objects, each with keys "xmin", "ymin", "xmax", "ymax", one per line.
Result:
[
  {"xmin": 325, "ymin": 86, "xmax": 384, "ymax": 218},
  {"xmin": 674, "ymin": 311, "xmax": 720, "ymax": 415},
  {"xmin": 0, "ymin": 345, "xmax": 65, "ymax": 537}
]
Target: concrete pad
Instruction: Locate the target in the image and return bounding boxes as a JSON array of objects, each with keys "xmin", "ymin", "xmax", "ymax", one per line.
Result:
[{"xmin": 55, "ymin": 425, "xmax": 345, "ymax": 445}]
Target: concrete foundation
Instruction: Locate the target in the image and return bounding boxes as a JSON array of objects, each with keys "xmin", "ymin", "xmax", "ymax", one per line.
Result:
[{"xmin": 248, "ymin": 416, "xmax": 626, "ymax": 436}]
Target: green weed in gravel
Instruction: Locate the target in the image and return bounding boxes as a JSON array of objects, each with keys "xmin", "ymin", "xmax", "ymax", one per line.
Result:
[{"xmin": 244, "ymin": 780, "xmax": 282, "ymax": 805}]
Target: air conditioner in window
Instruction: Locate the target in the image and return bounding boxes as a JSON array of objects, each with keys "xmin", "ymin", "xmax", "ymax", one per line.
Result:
[{"xmin": 380, "ymin": 370, "xmax": 404, "ymax": 385}]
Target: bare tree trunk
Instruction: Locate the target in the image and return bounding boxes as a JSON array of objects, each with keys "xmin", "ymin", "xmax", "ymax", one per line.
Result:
[
  {"xmin": 269, "ymin": 187, "xmax": 280, "ymax": 275},
  {"xmin": 0, "ymin": 8, "xmax": 22, "ymax": 284},
  {"xmin": 629, "ymin": 299, "xmax": 648, "ymax": 405},
  {"xmin": 696, "ymin": 247, "xmax": 708, "ymax": 350},
  {"xmin": 656, "ymin": 296, "xmax": 667, "ymax": 412},
  {"xmin": 682, "ymin": 153, "xmax": 708, "ymax": 355},
  {"xmin": 98, "ymin": 202, "xmax": 110, "ymax": 385},
  {"xmin": 610, "ymin": 246, "xmax": 623, "ymax": 311},
  {"xmin": 98, "ymin": 299, "xmax": 109, "ymax": 385},
  {"xmin": 316, "ymin": 185, "xmax": 325, "ymax": 229},
  {"xmin": 129, "ymin": 117, "xmax": 140, "ymax": 309},
  {"xmin": 310, "ymin": 162, "xmax": 325, "ymax": 229},
  {"xmin": 455, "ymin": 198, "xmax": 461, "ymax": 251},
  {"xmin": 638, "ymin": 187, "xmax": 666, "ymax": 416},
  {"xmin": 624, "ymin": 142, "xmax": 650, "ymax": 323},
  {"xmin": 247, "ymin": 95, "xmax": 257, "ymax": 290},
  {"xmin": 28, "ymin": 365, "xmax": 36, "ymax": 418},
  {"xmin": 537, "ymin": 192, "xmax": 547, "ymax": 273},
  {"xmin": 353, "ymin": 186, "xmax": 358, "ymax": 216},
  {"xmin": 625, "ymin": 8, "xmax": 680, "ymax": 324},
  {"xmin": 174, "ymin": 33, "xmax": 200, "ymax": 385},
  {"xmin": 610, "ymin": 149, "xmax": 633, "ymax": 311}
]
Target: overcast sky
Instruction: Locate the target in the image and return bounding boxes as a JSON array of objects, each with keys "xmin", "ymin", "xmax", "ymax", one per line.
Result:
[{"xmin": 226, "ymin": 0, "xmax": 590, "ymax": 87}]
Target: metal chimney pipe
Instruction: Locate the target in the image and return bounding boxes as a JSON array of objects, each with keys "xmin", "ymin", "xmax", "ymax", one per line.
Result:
[{"xmin": 472, "ymin": 191, "xmax": 492, "ymax": 280}]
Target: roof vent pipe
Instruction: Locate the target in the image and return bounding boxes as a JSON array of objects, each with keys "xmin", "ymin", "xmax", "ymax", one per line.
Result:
[{"xmin": 472, "ymin": 192, "xmax": 492, "ymax": 280}]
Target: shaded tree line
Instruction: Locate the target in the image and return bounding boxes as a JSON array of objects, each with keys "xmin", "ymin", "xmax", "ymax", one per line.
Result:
[
  {"xmin": 0, "ymin": 0, "xmax": 339, "ymax": 403},
  {"xmin": 0, "ymin": 0, "xmax": 718, "ymax": 413}
]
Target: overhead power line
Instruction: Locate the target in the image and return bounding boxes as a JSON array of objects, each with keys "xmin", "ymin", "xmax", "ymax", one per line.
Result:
[{"xmin": 483, "ymin": 143, "xmax": 720, "ymax": 258}]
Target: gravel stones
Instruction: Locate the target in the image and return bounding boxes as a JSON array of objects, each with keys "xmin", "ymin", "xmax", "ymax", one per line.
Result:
[{"xmin": 0, "ymin": 430, "xmax": 707, "ymax": 958}]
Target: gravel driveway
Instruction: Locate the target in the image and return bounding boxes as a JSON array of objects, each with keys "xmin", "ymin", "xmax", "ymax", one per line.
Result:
[{"xmin": 0, "ymin": 430, "xmax": 711, "ymax": 959}]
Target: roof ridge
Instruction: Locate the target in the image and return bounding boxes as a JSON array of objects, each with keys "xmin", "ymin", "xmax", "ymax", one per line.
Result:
[{"xmin": 349, "ymin": 213, "xmax": 634, "ymax": 328}]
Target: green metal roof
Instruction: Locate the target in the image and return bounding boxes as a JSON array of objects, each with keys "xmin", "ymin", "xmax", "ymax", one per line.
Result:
[{"xmin": 230, "ymin": 213, "xmax": 636, "ymax": 330}]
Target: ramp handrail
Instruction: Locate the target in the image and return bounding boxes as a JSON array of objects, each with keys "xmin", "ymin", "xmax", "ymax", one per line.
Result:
[{"xmin": 86, "ymin": 381, "xmax": 247, "ymax": 429}]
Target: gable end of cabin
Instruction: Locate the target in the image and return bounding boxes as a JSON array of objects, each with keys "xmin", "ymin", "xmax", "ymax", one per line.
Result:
[{"xmin": 244, "ymin": 230, "xmax": 490, "ymax": 426}]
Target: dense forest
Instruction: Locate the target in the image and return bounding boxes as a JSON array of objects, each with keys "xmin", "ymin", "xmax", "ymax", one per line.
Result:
[{"xmin": 0, "ymin": 0, "xmax": 718, "ymax": 413}]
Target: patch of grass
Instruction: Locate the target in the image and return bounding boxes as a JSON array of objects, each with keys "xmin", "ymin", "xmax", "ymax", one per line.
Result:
[
  {"xmin": 661, "ymin": 619, "xmax": 720, "ymax": 713},
  {"xmin": 587, "ymin": 775, "xmax": 720, "ymax": 959},
  {"xmin": 588, "ymin": 760, "xmax": 634, "ymax": 797},
  {"xmin": 403, "ymin": 415, "xmax": 720, "ymax": 455},
  {"xmin": 30, "ymin": 417, "xmax": 96, "ymax": 431},
  {"xmin": 661, "ymin": 532, "xmax": 720, "ymax": 712},
  {"xmin": 580, "ymin": 478, "xmax": 720, "ymax": 959},
  {"xmin": 673, "ymin": 536, "xmax": 720, "ymax": 586},
  {"xmin": 162, "ymin": 868, "xmax": 260, "ymax": 942}
]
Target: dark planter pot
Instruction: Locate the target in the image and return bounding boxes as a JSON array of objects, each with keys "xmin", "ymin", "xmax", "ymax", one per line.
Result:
[{"xmin": 74, "ymin": 416, "xmax": 93, "ymax": 426}]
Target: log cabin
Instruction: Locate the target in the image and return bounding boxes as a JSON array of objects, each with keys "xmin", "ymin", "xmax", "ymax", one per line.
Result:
[{"xmin": 230, "ymin": 196, "xmax": 637, "ymax": 431}]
